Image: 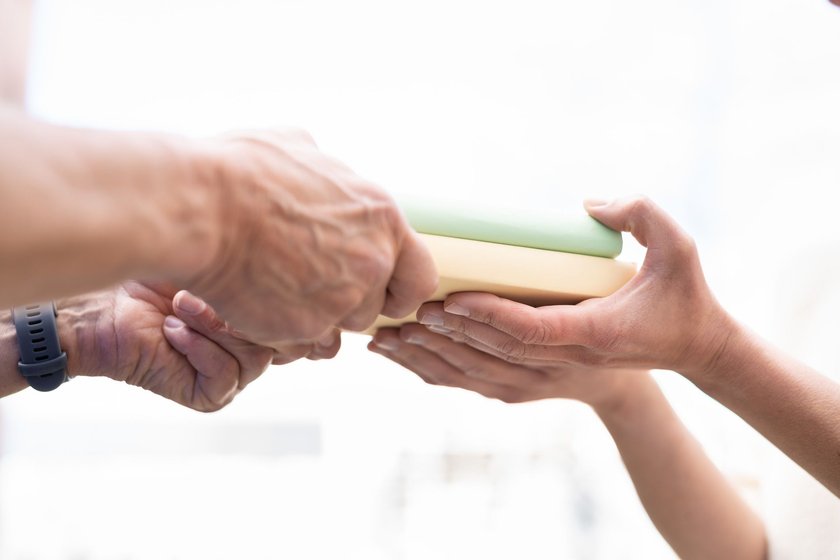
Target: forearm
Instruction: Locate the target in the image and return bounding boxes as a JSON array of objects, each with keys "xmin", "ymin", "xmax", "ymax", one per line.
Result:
[
  {"xmin": 595, "ymin": 374, "xmax": 766, "ymax": 560},
  {"xmin": 691, "ymin": 317, "xmax": 840, "ymax": 498},
  {"xmin": 0, "ymin": 106, "xmax": 222, "ymax": 306}
]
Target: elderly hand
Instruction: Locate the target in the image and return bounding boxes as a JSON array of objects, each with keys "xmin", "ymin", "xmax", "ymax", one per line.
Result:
[
  {"xmin": 409, "ymin": 197, "xmax": 733, "ymax": 383},
  {"xmin": 57, "ymin": 282, "xmax": 339, "ymax": 411},
  {"xmin": 188, "ymin": 129, "xmax": 437, "ymax": 346},
  {"xmin": 369, "ymin": 323, "xmax": 646, "ymax": 410}
]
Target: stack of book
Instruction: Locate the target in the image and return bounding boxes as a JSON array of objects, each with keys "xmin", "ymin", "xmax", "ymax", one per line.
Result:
[{"xmin": 366, "ymin": 198, "xmax": 637, "ymax": 332}]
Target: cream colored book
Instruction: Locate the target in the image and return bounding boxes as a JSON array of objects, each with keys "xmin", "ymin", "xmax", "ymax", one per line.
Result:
[{"xmin": 365, "ymin": 233, "xmax": 636, "ymax": 333}]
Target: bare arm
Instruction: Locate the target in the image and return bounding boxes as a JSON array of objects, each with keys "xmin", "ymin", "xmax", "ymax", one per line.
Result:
[
  {"xmin": 595, "ymin": 373, "xmax": 766, "ymax": 560},
  {"xmin": 0, "ymin": 105, "xmax": 219, "ymax": 306},
  {"xmin": 695, "ymin": 319, "xmax": 840, "ymax": 498},
  {"xmin": 369, "ymin": 326, "xmax": 766, "ymax": 559}
]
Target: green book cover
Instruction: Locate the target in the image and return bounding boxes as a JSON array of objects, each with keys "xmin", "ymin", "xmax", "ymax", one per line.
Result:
[{"xmin": 396, "ymin": 196, "xmax": 623, "ymax": 258}]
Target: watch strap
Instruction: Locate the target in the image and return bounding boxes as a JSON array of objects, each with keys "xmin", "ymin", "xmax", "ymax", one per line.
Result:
[{"xmin": 12, "ymin": 302, "xmax": 68, "ymax": 392}]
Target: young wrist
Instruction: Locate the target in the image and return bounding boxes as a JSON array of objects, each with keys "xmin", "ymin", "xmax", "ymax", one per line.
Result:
[
  {"xmin": 676, "ymin": 305, "xmax": 743, "ymax": 389},
  {"xmin": 589, "ymin": 371, "xmax": 660, "ymax": 422},
  {"xmin": 681, "ymin": 316, "xmax": 756, "ymax": 399}
]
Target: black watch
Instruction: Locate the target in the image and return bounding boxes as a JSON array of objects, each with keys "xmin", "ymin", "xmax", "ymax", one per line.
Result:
[{"xmin": 12, "ymin": 302, "xmax": 68, "ymax": 392}]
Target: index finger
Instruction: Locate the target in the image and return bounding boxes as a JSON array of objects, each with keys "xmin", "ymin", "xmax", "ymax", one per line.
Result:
[{"xmin": 433, "ymin": 293, "xmax": 594, "ymax": 347}]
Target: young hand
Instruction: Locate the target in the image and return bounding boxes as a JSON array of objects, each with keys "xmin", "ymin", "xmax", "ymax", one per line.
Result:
[{"xmin": 411, "ymin": 197, "xmax": 732, "ymax": 383}]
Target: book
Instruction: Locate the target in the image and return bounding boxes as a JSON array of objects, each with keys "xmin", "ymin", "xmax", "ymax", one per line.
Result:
[
  {"xmin": 364, "ymin": 233, "xmax": 636, "ymax": 333},
  {"xmin": 397, "ymin": 195, "xmax": 623, "ymax": 258}
]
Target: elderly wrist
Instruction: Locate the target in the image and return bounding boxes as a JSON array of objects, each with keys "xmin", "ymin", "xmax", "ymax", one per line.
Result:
[
  {"xmin": 143, "ymin": 136, "xmax": 229, "ymax": 290},
  {"xmin": 55, "ymin": 292, "xmax": 116, "ymax": 380}
]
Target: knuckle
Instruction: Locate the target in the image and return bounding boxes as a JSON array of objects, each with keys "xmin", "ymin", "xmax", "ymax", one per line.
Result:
[
  {"xmin": 518, "ymin": 318, "xmax": 554, "ymax": 345},
  {"xmin": 444, "ymin": 316, "xmax": 466, "ymax": 335},
  {"xmin": 367, "ymin": 196, "xmax": 405, "ymax": 233},
  {"xmin": 350, "ymin": 248, "xmax": 393, "ymax": 289},
  {"xmin": 479, "ymin": 308, "xmax": 500, "ymax": 330},
  {"xmin": 672, "ymin": 233, "xmax": 698, "ymax": 260},
  {"xmin": 203, "ymin": 313, "xmax": 228, "ymax": 335},
  {"xmin": 447, "ymin": 330, "xmax": 468, "ymax": 344},
  {"xmin": 628, "ymin": 195, "xmax": 654, "ymax": 217},
  {"xmin": 497, "ymin": 337, "xmax": 527, "ymax": 362},
  {"xmin": 339, "ymin": 312, "xmax": 375, "ymax": 333},
  {"xmin": 282, "ymin": 127, "xmax": 316, "ymax": 145}
]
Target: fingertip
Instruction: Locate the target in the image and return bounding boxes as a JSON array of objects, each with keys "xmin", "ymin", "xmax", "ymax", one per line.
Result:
[
  {"xmin": 174, "ymin": 292, "xmax": 228, "ymax": 335},
  {"xmin": 174, "ymin": 290, "xmax": 206, "ymax": 316},
  {"xmin": 398, "ymin": 323, "xmax": 430, "ymax": 344},
  {"xmin": 416, "ymin": 301, "xmax": 445, "ymax": 322},
  {"xmin": 163, "ymin": 315, "xmax": 186, "ymax": 330},
  {"xmin": 367, "ymin": 339, "xmax": 391, "ymax": 357},
  {"xmin": 442, "ymin": 300, "xmax": 470, "ymax": 317},
  {"xmin": 162, "ymin": 315, "xmax": 199, "ymax": 354},
  {"xmin": 443, "ymin": 292, "xmax": 498, "ymax": 315},
  {"xmin": 583, "ymin": 198, "xmax": 610, "ymax": 211},
  {"xmin": 371, "ymin": 328, "xmax": 402, "ymax": 352}
]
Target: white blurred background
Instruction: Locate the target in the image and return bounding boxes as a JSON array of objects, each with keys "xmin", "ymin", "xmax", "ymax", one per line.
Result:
[{"xmin": 2, "ymin": 0, "xmax": 840, "ymax": 558}]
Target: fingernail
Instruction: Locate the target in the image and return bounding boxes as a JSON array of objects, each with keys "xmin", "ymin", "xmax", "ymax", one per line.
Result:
[
  {"xmin": 584, "ymin": 198, "xmax": 610, "ymax": 209},
  {"xmin": 426, "ymin": 325, "xmax": 451, "ymax": 335},
  {"xmin": 404, "ymin": 332, "xmax": 426, "ymax": 344},
  {"xmin": 418, "ymin": 311, "xmax": 444, "ymax": 326},
  {"xmin": 164, "ymin": 315, "xmax": 185, "ymax": 329},
  {"xmin": 176, "ymin": 291, "xmax": 205, "ymax": 315},
  {"xmin": 374, "ymin": 338, "xmax": 400, "ymax": 351},
  {"xmin": 443, "ymin": 302, "xmax": 469, "ymax": 317}
]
